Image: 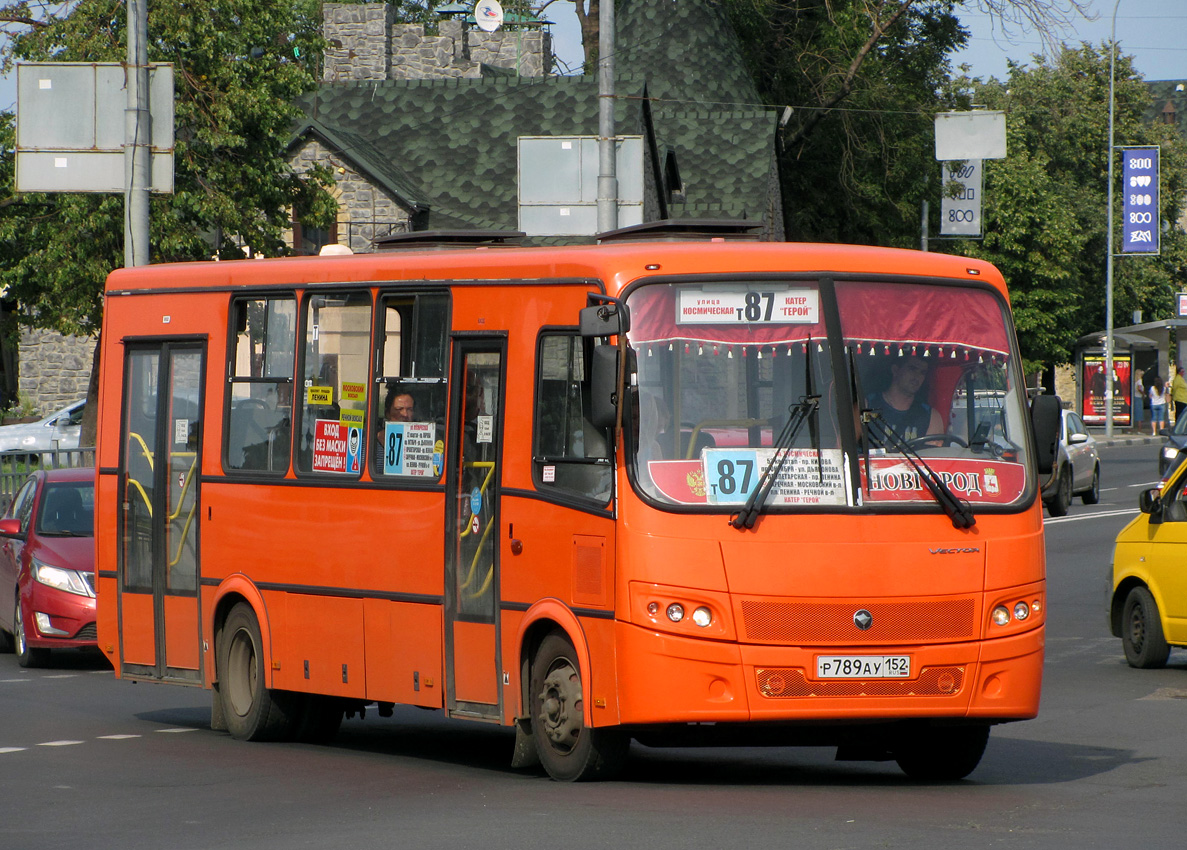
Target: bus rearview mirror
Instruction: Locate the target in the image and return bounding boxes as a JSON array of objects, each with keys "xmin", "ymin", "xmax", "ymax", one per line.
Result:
[
  {"xmin": 580, "ymin": 301, "xmax": 630, "ymax": 337},
  {"xmin": 1030, "ymin": 394, "xmax": 1060, "ymax": 476},
  {"xmin": 590, "ymin": 345, "xmax": 619, "ymax": 430}
]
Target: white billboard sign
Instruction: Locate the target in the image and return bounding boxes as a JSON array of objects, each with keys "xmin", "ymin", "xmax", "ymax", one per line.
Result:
[{"xmin": 934, "ymin": 111, "xmax": 1006, "ymax": 161}]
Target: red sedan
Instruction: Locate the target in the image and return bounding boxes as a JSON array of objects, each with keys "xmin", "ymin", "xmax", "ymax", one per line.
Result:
[{"xmin": 0, "ymin": 467, "xmax": 95, "ymax": 667}]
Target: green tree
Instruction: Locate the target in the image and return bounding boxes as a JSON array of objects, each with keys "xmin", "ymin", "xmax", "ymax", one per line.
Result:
[
  {"xmin": 0, "ymin": 0, "xmax": 334, "ymax": 436},
  {"xmin": 954, "ymin": 44, "xmax": 1187, "ymax": 372}
]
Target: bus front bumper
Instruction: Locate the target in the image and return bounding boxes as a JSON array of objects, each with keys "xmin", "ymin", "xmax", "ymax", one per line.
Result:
[{"xmin": 613, "ymin": 620, "xmax": 1043, "ymax": 726}]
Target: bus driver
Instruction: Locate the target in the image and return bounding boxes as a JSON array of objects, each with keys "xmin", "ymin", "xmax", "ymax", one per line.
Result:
[{"xmin": 867, "ymin": 355, "xmax": 944, "ymax": 443}]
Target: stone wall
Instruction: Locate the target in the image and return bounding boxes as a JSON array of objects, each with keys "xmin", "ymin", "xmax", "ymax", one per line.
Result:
[
  {"xmin": 324, "ymin": 4, "xmax": 550, "ymax": 82},
  {"xmin": 290, "ymin": 138, "xmax": 413, "ymax": 252},
  {"xmin": 18, "ymin": 328, "xmax": 93, "ymax": 416}
]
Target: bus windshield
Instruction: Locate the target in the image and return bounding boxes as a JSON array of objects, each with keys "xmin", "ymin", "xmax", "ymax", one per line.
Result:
[{"xmin": 625, "ymin": 278, "xmax": 1031, "ymax": 511}]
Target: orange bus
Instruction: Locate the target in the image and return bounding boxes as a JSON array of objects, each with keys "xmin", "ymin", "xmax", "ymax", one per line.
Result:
[{"xmin": 95, "ymin": 225, "xmax": 1060, "ymax": 781}]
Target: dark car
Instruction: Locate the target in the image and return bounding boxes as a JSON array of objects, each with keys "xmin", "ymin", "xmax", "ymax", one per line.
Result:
[
  {"xmin": 1158, "ymin": 414, "xmax": 1187, "ymax": 478},
  {"xmin": 0, "ymin": 467, "xmax": 95, "ymax": 667},
  {"xmin": 1041, "ymin": 409, "xmax": 1100, "ymax": 517}
]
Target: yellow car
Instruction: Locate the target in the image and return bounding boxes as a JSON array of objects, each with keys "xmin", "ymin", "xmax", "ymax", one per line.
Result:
[{"xmin": 1110, "ymin": 469, "xmax": 1187, "ymax": 667}]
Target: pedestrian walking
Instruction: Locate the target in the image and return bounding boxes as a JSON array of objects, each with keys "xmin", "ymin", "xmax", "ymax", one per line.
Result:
[{"xmin": 1149, "ymin": 374, "xmax": 1169, "ymax": 435}]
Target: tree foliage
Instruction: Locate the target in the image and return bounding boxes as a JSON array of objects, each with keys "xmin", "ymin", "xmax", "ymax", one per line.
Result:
[
  {"xmin": 0, "ymin": 0, "xmax": 334, "ymax": 338},
  {"xmin": 954, "ymin": 45, "xmax": 1187, "ymax": 371}
]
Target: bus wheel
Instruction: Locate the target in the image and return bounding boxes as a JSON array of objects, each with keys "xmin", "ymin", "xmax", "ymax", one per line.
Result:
[
  {"xmin": 219, "ymin": 602, "xmax": 299, "ymax": 741},
  {"xmin": 530, "ymin": 632, "xmax": 628, "ymax": 781},
  {"xmin": 893, "ymin": 724, "xmax": 989, "ymax": 781},
  {"xmin": 1122, "ymin": 587, "xmax": 1170, "ymax": 669}
]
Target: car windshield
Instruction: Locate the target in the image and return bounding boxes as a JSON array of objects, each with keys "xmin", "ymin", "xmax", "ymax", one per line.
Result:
[
  {"xmin": 624, "ymin": 279, "xmax": 1032, "ymax": 512},
  {"xmin": 36, "ymin": 480, "xmax": 94, "ymax": 537}
]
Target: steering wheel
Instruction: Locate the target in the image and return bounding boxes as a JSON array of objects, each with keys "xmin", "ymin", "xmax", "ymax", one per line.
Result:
[{"xmin": 904, "ymin": 433, "xmax": 968, "ymax": 450}]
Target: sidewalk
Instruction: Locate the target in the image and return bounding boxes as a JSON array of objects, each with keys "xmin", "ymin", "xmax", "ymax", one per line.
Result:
[{"xmin": 1086, "ymin": 428, "xmax": 1164, "ymax": 448}]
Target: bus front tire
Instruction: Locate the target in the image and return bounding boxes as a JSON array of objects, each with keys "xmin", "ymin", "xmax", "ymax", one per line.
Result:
[
  {"xmin": 530, "ymin": 631, "xmax": 628, "ymax": 781},
  {"xmin": 1122, "ymin": 586, "xmax": 1170, "ymax": 669},
  {"xmin": 219, "ymin": 602, "xmax": 299, "ymax": 741},
  {"xmin": 893, "ymin": 724, "xmax": 989, "ymax": 781}
]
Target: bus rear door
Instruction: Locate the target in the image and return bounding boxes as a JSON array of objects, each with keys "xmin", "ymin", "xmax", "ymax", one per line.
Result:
[{"xmin": 116, "ymin": 341, "xmax": 204, "ymax": 683}]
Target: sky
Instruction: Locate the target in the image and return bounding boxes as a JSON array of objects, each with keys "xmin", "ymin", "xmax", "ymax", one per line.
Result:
[{"xmin": 2, "ymin": 2, "xmax": 1184, "ymax": 115}]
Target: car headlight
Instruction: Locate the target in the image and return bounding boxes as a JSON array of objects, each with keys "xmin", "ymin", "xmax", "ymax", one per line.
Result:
[
  {"xmin": 1163, "ymin": 446, "xmax": 1180, "ymax": 461},
  {"xmin": 32, "ymin": 559, "xmax": 94, "ymax": 597}
]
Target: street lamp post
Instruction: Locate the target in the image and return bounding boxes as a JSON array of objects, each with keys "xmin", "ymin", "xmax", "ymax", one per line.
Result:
[{"xmin": 1105, "ymin": 0, "xmax": 1121, "ymax": 437}]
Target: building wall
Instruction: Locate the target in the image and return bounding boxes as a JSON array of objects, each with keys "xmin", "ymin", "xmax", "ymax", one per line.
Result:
[
  {"xmin": 324, "ymin": 5, "xmax": 550, "ymax": 82},
  {"xmin": 290, "ymin": 138, "xmax": 413, "ymax": 252},
  {"xmin": 18, "ymin": 328, "xmax": 93, "ymax": 416}
]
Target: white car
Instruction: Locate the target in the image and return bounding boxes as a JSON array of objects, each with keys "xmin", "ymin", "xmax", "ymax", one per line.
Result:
[
  {"xmin": 0, "ymin": 399, "xmax": 86, "ymax": 455},
  {"xmin": 1041, "ymin": 409, "xmax": 1100, "ymax": 516}
]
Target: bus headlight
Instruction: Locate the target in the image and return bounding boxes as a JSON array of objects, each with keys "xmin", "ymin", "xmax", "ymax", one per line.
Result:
[
  {"xmin": 992, "ymin": 605, "xmax": 1011, "ymax": 626},
  {"xmin": 666, "ymin": 603, "xmax": 685, "ymax": 623},
  {"xmin": 692, "ymin": 606, "xmax": 712, "ymax": 628},
  {"xmin": 1013, "ymin": 602, "xmax": 1030, "ymax": 621}
]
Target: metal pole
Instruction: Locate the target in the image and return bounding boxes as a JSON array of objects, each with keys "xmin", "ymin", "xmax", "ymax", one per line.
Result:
[
  {"xmin": 921, "ymin": 200, "xmax": 929, "ymax": 252},
  {"xmin": 596, "ymin": 0, "xmax": 617, "ymax": 234},
  {"xmin": 125, "ymin": 0, "xmax": 151, "ymax": 267},
  {"xmin": 1105, "ymin": 0, "xmax": 1121, "ymax": 436}
]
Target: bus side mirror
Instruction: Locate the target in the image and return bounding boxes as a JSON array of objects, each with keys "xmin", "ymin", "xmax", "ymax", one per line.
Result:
[
  {"xmin": 590, "ymin": 345, "xmax": 619, "ymax": 430},
  {"xmin": 579, "ymin": 300, "xmax": 630, "ymax": 338},
  {"xmin": 1030, "ymin": 394, "xmax": 1061, "ymax": 476}
]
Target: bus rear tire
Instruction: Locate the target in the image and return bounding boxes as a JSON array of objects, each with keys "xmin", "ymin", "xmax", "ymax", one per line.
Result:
[
  {"xmin": 893, "ymin": 724, "xmax": 989, "ymax": 781},
  {"xmin": 219, "ymin": 602, "xmax": 299, "ymax": 741},
  {"xmin": 530, "ymin": 631, "xmax": 628, "ymax": 781}
]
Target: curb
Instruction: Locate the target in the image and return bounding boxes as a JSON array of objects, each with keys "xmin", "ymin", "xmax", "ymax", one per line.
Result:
[{"xmin": 1089, "ymin": 433, "xmax": 1162, "ymax": 448}]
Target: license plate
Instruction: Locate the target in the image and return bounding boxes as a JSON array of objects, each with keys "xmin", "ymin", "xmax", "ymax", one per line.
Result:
[{"xmin": 816, "ymin": 655, "xmax": 910, "ymax": 679}]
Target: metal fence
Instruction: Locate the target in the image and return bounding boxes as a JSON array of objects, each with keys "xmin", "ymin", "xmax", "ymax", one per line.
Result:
[{"xmin": 0, "ymin": 448, "xmax": 95, "ymax": 514}]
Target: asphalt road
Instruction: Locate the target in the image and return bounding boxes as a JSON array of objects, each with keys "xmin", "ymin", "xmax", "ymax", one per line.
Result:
[{"xmin": 1, "ymin": 441, "xmax": 1184, "ymax": 850}]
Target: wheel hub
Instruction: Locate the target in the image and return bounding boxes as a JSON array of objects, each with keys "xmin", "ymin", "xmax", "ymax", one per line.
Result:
[{"xmin": 538, "ymin": 662, "xmax": 583, "ymax": 749}]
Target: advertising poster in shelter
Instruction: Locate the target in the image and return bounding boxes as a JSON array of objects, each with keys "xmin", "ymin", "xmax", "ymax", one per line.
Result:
[{"xmin": 1081, "ymin": 354, "xmax": 1131, "ymax": 426}]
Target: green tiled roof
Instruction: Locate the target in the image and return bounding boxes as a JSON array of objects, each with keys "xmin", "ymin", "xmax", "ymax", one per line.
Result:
[{"xmin": 294, "ymin": 0, "xmax": 778, "ymax": 238}]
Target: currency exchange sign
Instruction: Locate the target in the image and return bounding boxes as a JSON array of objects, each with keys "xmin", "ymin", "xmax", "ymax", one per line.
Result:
[{"xmin": 1121, "ymin": 146, "xmax": 1159, "ymax": 254}]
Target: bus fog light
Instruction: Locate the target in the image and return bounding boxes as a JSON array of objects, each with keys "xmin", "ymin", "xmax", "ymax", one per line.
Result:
[
  {"xmin": 991, "ymin": 606, "xmax": 1010, "ymax": 626},
  {"xmin": 692, "ymin": 606, "xmax": 712, "ymax": 627},
  {"xmin": 647, "ymin": 602, "xmax": 659, "ymax": 616},
  {"xmin": 1013, "ymin": 602, "xmax": 1030, "ymax": 621},
  {"xmin": 666, "ymin": 603, "xmax": 685, "ymax": 623}
]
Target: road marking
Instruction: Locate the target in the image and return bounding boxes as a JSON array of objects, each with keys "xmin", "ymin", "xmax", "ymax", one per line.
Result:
[
  {"xmin": 1128, "ymin": 481, "xmax": 1163, "ymax": 489},
  {"xmin": 44, "ymin": 674, "xmax": 78, "ymax": 679},
  {"xmin": 38, "ymin": 740, "xmax": 84, "ymax": 747},
  {"xmin": 98, "ymin": 734, "xmax": 141, "ymax": 740},
  {"xmin": 0, "ymin": 678, "xmax": 31, "ymax": 683},
  {"xmin": 0, "ymin": 747, "xmax": 26, "ymax": 754},
  {"xmin": 156, "ymin": 728, "xmax": 198, "ymax": 734},
  {"xmin": 1140, "ymin": 688, "xmax": 1187, "ymax": 700},
  {"xmin": 1045, "ymin": 508, "xmax": 1139, "ymax": 525}
]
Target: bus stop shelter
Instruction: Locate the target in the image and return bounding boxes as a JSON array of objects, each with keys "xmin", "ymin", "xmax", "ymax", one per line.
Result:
[{"xmin": 1073, "ymin": 319, "xmax": 1187, "ymax": 427}]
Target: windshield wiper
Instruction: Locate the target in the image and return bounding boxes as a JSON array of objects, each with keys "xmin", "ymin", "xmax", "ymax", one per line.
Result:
[
  {"xmin": 730, "ymin": 336, "xmax": 822, "ymax": 531},
  {"xmin": 729, "ymin": 395, "xmax": 819, "ymax": 530},
  {"xmin": 861, "ymin": 412, "xmax": 976, "ymax": 530}
]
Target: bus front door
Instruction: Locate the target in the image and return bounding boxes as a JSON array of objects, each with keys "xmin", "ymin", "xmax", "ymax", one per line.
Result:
[
  {"xmin": 444, "ymin": 339, "xmax": 505, "ymax": 721},
  {"xmin": 117, "ymin": 342, "xmax": 204, "ymax": 683}
]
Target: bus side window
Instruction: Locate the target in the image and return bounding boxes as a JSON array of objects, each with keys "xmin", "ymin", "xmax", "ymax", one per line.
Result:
[
  {"xmin": 225, "ymin": 297, "xmax": 296, "ymax": 474},
  {"xmin": 533, "ymin": 332, "xmax": 612, "ymax": 503},
  {"xmin": 373, "ymin": 292, "xmax": 448, "ymax": 479},
  {"xmin": 295, "ymin": 292, "xmax": 373, "ymax": 477}
]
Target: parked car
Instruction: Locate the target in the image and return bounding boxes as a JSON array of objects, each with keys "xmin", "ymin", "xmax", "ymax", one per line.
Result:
[
  {"xmin": 1041, "ymin": 409, "xmax": 1100, "ymax": 517},
  {"xmin": 1158, "ymin": 414, "xmax": 1187, "ymax": 478},
  {"xmin": 0, "ymin": 467, "xmax": 96, "ymax": 667},
  {"xmin": 1110, "ymin": 467, "xmax": 1187, "ymax": 668},
  {"xmin": 0, "ymin": 399, "xmax": 86, "ymax": 455}
]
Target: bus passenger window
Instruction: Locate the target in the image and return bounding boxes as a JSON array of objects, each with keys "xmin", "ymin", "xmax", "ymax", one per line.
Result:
[
  {"xmin": 533, "ymin": 333, "xmax": 612, "ymax": 503},
  {"xmin": 225, "ymin": 297, "xmax": 296, "ymax": 474},
  {"xmin": 296, "ymin": 292, "xmax": 372, "ymax": 476},
  {"xmin": 373, "ymin": 293, "xmax": 448, "ymax": 480}
]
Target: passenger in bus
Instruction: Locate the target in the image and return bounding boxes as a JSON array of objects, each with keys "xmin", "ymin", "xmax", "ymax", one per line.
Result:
[
  {"xmin": 376, "ymin": 387, "xmax": 416, "ymax": 447},
  {"xmin": 866, "ymin": 355, "xmax": 944, "ymax": 443}
]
